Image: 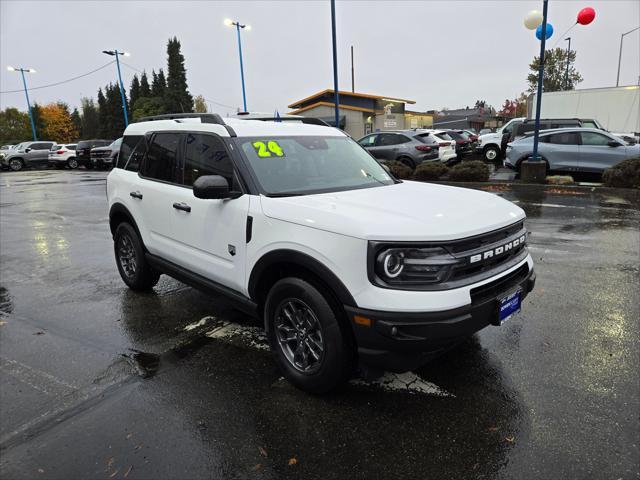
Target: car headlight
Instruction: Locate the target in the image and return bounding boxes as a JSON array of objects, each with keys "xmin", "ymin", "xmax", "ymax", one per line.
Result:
[{"xmin": 373, "ymin": 246, "xmax": 456, "ymax": 286}]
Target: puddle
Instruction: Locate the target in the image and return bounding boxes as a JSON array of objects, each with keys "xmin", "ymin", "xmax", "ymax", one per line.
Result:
[
  {"xmin": 123, "ymin": 351, "xmax": 160, "ymax": 378},
  {"xmin": 0, "ymin": 286, "xmax": 13, "ymax": 315}
]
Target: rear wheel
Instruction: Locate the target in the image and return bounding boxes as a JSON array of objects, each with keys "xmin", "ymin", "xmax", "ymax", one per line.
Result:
[
  {"xmin": 67, "ymin": 157, "xmax": 78, "ymax": 169},
  {"xmin": 8, "ymin": 158, "xmax": 23, "ymax": 171},
  {"xmin": 397, "ymin": 156, "xmax": 415, "ymax": 169},
  {"xmin": 114, "ymin": 223, "xmax": 160, "ymax": 290},
  {"xmin": 265, "ymin": 277, "xmax": 354, "ymax": 394}
]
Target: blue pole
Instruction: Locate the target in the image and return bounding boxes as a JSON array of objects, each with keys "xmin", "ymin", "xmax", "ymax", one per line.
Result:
[
  {"xmin": 330, "ymin": 0, "xmax": 340, "ymax": 129},
  {"xmin": 114, "ymin": 52, "xmax": 129, "ymax": 127},
  {"xmin": 236, "ymin": 23, "xmax": 248, "ymax": 112},
  {"xmin": 19, "ymin": 69, "xmax": 37, "ymax": 141},
  {"xmin": 531, "ymin": 0, "xmax": 549, "ymax": 162}
]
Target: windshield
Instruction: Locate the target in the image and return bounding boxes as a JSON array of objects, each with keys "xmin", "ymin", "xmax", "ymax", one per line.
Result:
[
  {"xmin": 237, "ymin": 135, "xmax": 395, "ymax": 196},
  {"xmin": 110, "ymin": 138, "xmax": 122, "ymax": 148},
  {"xmin": 14, "ymin": 142, "xmax": 27, "ymax": 151}
]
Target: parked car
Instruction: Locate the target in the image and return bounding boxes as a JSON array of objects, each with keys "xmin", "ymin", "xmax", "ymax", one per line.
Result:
[
  {"xmin": 91, "ymin": 138, "xmax": 122, "ymax": 170},
  {"xmin": 76, "ymin": 139, "xmax": 112, "ymax": 168},
  {"xmin": 357, "ymin": 130, "xmax": 439, "ymax": 168},
  {"xmin": 421, "ymin": 130, "xmax": 457, "ymax": 164},
  {"xmin": 444, "ymin": 130, "xmax": 473, "ymax": 158},
  {"xmin": 1, "ymin": 140, "xmax": 56, "ymax": 171},
  {"xmin": 107, "ymin": 113, "xmax": 535, "ymax": 393},
  {"xmin": 463, "ymin": 130, "xmax": 479, "ymax": 143},
  {"xmin": 48, "ymin": 143, "xmax": 78, "ymax": 169},
  {"xmin": 505, "ymin": 128, "xmax": 640, "ymax": 174},
  {"xmin": 477, "ymin": 117, "xmax": 606, "ymax": 163}
]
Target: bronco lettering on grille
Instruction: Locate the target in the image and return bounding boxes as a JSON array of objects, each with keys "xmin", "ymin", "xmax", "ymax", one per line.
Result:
[{"xmin": 469, "ymin": 234, "xmax": 526, "ymax": 264}]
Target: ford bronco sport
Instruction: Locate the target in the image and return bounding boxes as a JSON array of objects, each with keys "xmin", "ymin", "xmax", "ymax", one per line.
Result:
[{"xmin": 107, "ymin": 113, "xmax": 535, "ymax": 393}]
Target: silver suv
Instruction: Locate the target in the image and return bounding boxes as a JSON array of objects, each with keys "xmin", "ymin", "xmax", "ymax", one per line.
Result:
[
  {"xmin": 357, "ymin": 130, "xmax": 440, "ymax": 168},
  {"xmin": 2, "ymin": 141, "xmax": 56, "ymax": 171}
]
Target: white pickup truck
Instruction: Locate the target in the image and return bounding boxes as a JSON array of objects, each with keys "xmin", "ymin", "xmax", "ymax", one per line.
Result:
[{"xmin": 476, "ymin": 118, "xmax": 526, "ymax": 162}]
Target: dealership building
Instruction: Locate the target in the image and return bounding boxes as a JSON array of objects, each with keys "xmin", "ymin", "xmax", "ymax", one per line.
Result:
[{"xmin": 287, "ymin": 89, "xmax": 433, "ymax": 139}]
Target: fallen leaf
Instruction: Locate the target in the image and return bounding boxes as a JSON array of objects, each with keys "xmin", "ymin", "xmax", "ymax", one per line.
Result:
[
  {"xmin": 0, "ymin": 321, "xmax": 7, "ymax": 326},
  {"xmin": 134, "ymin": 443, "xmax": 143, "ymax": 451},
  {"xmin": 252, "ymin": 464, "xmax": 263, "ymax": 471},
  {"xmin": 33, "ymin": 331, "xmax": 45, "ymax": 335},
  {"xmin": 107, "ymin": 457, "xmax": 115, "ymax": 468},
  {"xmin": 487, "ymin": 427, "xmax": 499, "ymax": 432},
  {"xmin": 505, "ymin": 436, "xmax": 515, "ymax": 443},
  {"xmin": 38, "ymin": 468, "xmax": 44, "ymax": 474},
  {"xmin": 288, "ymin": 457, "xmax": 297, "ymax": 466},
  {"xmin": 109, "ymin": 469, "xmax": 119, "ymax": 478},
  {"xmin": 126, "ymin": 433, "xmax": 132, "ymax": 439},
  {"xmin": 124, "ymin": 465, "xmax": 133, "ymax": 478},
  {"xmin": 258, "ymin": 446, "xmax": 268, "ymax": 457}
]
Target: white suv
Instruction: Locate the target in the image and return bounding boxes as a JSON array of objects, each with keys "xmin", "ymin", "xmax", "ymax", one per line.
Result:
[{"xmin": 107, "ymin": 113, "xmax": 536, "ymax": 393}]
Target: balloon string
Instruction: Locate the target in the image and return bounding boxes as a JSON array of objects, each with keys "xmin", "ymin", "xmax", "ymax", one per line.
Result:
[{"xmin": 549, "ymin": 22, "xmax": 578, "ymax": 50}]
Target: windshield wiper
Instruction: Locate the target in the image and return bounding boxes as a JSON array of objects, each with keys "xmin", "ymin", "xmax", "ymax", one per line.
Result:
[{"xmin": 265, "ymin": 192, "xmax": 306, "ymax": 197}]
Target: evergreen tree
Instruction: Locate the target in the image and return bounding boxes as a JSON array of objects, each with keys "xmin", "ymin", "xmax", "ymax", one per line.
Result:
[
  {"xmin": 527, "ymin": 47, "xmax": 583, "ymax": 93},
  {"xmin": 80, "ymin": 97, "xmax": 100, "ymax": 139},
  {"xmin": 165, "ymin": 37, "xmax": 193, "ymax": 113},
  {"xmin": 71, "ymin": 107, "xmax": 82, "ymax": 139},
  {"xmin": 129, "ymin": 75, "xmax": 141, "ymax": 111},
  {"xmin": 151, "ymin": 69, "xmax": 167, "ymax": 98},
  {"xmin": 97, "ymin": 88, "xmax": 109, "ymax": 138},
  {"xmin": 31, "ymin": 103, "xmax": 46, "ymax": 140},
  {"xmin": 104, "ymin": 83, "xmax": 127, "ymax": 138},
  {"xmin": 0, "ymin": 108, "xmax": 32, "ymax": 144},
  {"xmin": 139, "ymin": 71, "xmax": 151, "ymax": 97}
]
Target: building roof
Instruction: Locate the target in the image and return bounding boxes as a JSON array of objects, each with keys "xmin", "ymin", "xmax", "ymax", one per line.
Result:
[
  {"xmin": 288, "ymin": 101, "xmax": 377, "ymax": 115},
  {"xmin": 288, "ymin": 89, "xmax": 415, "ymax": 109}
]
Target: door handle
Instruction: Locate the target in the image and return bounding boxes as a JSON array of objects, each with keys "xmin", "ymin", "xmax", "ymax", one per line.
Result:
[
  {"xmin": 130, "ymin": 191, "xmax": 143, "ymax": 199},
  {"xmin": 173, "ymin": 202, "xmax": 191, "ymax": 213}
]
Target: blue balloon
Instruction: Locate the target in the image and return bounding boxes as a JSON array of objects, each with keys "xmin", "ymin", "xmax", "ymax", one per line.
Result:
[{"xmin": 536, "ymin": 23, "xmax": 554, "ymax": 40}]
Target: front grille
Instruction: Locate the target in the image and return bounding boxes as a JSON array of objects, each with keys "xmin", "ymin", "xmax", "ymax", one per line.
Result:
[
  {"xmin": 470, "ymin": 263, "xmax": 529, "ymax": 304},
  {"xmin": 91, "ymin": 151, "xmax": 110, "ymax": 159}
]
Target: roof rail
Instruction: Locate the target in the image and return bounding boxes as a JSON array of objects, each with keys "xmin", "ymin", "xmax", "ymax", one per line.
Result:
[
  {"xmin": 137, "ymin": 113, "xmax": 226, "ymax": 125},
  {"xmin": 253, "ymin": 116, "xmax": 331, "ymax": 127}
]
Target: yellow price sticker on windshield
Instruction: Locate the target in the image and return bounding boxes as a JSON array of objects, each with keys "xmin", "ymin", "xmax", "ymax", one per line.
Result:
[{"xmin": 252, "ymin": 140, "xmax": 285, "ymax": 158}]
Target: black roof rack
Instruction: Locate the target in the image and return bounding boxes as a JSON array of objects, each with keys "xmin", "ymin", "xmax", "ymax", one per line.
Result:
[
  {"xmin": 251, "ymin": 117, "xmax": 331, "ymax": 127},
  {"xmin": 137, "ymin": 113, "xmax": 226, "ymax": 125}
]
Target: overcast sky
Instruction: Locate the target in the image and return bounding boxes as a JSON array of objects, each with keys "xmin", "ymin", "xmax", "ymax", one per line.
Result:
[{"xmin": 1, "ymin": 0, "xmax": 638, "ymax": 115}]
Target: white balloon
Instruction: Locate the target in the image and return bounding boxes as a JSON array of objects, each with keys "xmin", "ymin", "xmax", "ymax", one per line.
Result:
[{"xmin": 524, "ymin": 10, "xmax": 543, "ymax": 30}]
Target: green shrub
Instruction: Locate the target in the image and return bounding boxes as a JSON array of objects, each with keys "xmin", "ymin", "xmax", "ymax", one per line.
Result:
[
  {"xmin": 413, "ymin": 162, "xmax": 449, "ymax": 181},
  {"xmin": 448, "ymin": 160, "xmax": 490, "ymax": 182},
  {"xmin": 602, "ymin": 157, "xmax": 640, "ymax": 189},
  {"xmin": 385, "ymin": 160, "xmax": 414, "ymax": 180}
]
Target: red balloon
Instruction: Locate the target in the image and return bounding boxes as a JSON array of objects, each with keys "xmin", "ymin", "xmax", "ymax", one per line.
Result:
[{"xmin": 577, "ymin": 7, "xmax": 596, "ymax": 25}]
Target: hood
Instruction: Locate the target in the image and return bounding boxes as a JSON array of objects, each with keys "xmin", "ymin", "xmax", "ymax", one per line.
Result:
[
  {"xmin": 91, "ymin": 146, "xmax": 112, "ymax": 152},
  {"xmin": 479, "ymin": 132, "xmax": 502, "ymax": 143},
  {"xmin": 260, "ymin": 181, "xmax": 525, "ymax": 241}
]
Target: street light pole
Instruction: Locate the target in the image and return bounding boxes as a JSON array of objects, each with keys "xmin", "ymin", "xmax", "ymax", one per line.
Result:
[
  {"xmin": 616, "ymin": 26, "xmax": 640, "ymax": 87},
  {"xmin": 330, "ymin": 0, "xmax": 340, "ymax": 129},
  {"xmin": 225, "ymin": 19, "xmax": 250, "ymax": 112},
  {"xmin": 102, "ymin": 50, "xmax": 130, "ymax": 127},
  {"xmin": 564, "ymin": 37, "xmax": 571, "ymax": 90},
  {"xmin": 7, "ymin": 66, "xmax": 37, "ymax": 140},
  {"xmin": 531, "ymin": 0, "xmax": 549, "ymax": 163}
]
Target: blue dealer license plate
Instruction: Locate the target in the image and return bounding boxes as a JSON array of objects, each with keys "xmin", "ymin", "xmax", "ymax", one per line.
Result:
[{"xmin": 498, "ymin": 289, "xmax": 521, "ymax": 324}]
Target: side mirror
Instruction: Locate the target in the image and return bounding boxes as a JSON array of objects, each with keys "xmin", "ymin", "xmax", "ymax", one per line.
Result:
[
  {"xmin": 193, "ymin": 175, "xmax": 241, "ymax": 199},
  {"xmin": 607, "ymin": 140, "xmax": 621, "ymax": 147},
  {"xmin": 24, "ymin": 148, "xmax": 32, "ymax": 153}
]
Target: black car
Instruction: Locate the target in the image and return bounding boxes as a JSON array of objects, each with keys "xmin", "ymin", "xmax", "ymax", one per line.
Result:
[
  {"xmin": 76, "ymin": 139, "xmax": 112, "ymax": 168},
  {"xmin": 90, "ymin": 138, "xmax": 121, "ymax": 170},
  {"xmin": 444, "ymin": 130, "xmax": 473, "ymax": 157}
]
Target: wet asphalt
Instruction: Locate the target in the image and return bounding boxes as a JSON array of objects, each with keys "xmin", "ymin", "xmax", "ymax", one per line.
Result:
[{"xmin": 0, "ymin": 170, "xmax": 638, "ymax": 480}]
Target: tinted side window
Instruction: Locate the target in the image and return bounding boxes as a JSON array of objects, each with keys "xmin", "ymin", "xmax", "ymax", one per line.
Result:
[
  {"xmin": 125, "ymin": 138, "xmax": 146, "ymax": 172},
  {"xmin": 182, "ymin": 133, "xmax": 233, "ymax": 187},
  {"xmin": 581, "ymin": 132, "xmax": 611, "ymax": 146},
  {"xmin": 141, "ymin": 133, "xmax": 181, "ymax": 182},
  {"xmin": 547, "ymin": 132, "xmax": 580, "ymax": 145},
  {"xmin": 118, "ymin": 135, "xmax": 142, "ymax": 169},
  {"xmin": 358, "ymin": 134, "xmax": 377, "ymax": 147},
  {"xmin": 397, "ymin": 135, "xmax": 413, "ymax": 144},
  {"xmin": 32, "ymin": 143, "xmax": 50, "ymax": 150},
  {"xmin": 378, "ymin": 134, "xmax": 400, "ymax": 146},
  {"xmin": 67, "ymin": 145, "xmax": 77, "ymax": 150}
]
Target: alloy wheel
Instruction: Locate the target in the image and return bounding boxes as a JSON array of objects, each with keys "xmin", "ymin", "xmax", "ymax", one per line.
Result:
[
  {"xmin": 9, "ymin": 159, "xmax": 22, "ymax": 171},
  {"xmin": 274, "ymin": 298, "xmax": 325, "ymax": 373},
  {"xmin": 68, "ymin": 158, "xmax": 78, "ymax": 169},
  {"xmin": 117, "ymin": 233, "xmax": 137, "ymax": 279}
]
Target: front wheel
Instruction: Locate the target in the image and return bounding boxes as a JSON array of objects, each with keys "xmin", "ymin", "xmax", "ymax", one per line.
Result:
[
  {"xmin": 265, "ymin": 277, "xmax": 354, "ymax": 394},
  {"xmin": 8, "ymin": 159, "xmax": 23, "ymax": 171},
  {"xmin": 483, "ymin": 146, "xmax": 500, "ymax": 162},
  {"xmin": 114, "ymin": 223, "xmax": 160, "ymax": 290}
]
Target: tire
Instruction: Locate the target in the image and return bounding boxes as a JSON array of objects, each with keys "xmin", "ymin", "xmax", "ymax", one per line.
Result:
[
  {"xmin": 113, "ymin": 222, "xmax": 160, "ymax": 290},
  {"xmin": 67, "ymin": 157, "xmax": 78, "ymax": 169},
  {"xmin": 265, "ymin": 277, "xmax": 354, "ymax": 394},
  {"xmin": 397, "ymin": 156, "xmax": 415, "ymax": 169},
  {"xmin": 483, "ymin": 146, "xmax": 500, "ymax": 162},
  {"xmin": 8, "ymin": 158, "xmax": 23, "ymax": 171}
]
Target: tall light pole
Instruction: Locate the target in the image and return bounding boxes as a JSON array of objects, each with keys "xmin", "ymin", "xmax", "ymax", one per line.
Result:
[
  {"xmin": 102, "ymin": 50, "xmax": 130, "ymax": 127},
  {"xmin": 531, "ymin": 0, "xmax": 549, "ymax": 163},
  {"xmin": 330, "ymin": 0, "xmax": 340, "ymax": 129},
  {"xmin": 564, "ymin": 37, "xmax": 571, "ymax": 90},
  {"xmin": 224, "ymin": 19, "xmax": 250, "ymax": 113},
  {"xmin": 616, "ymin": 26, "xmax": 640, "ymax": 87},
  {"xmin": 7, "ymin": 66, "xmax": 38, "ymax": 141}
]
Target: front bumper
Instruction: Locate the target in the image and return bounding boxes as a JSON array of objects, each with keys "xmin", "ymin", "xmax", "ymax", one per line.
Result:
[{"xmin": 345, "ymin": 263, "xmax": 536, "ymax": 371}]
